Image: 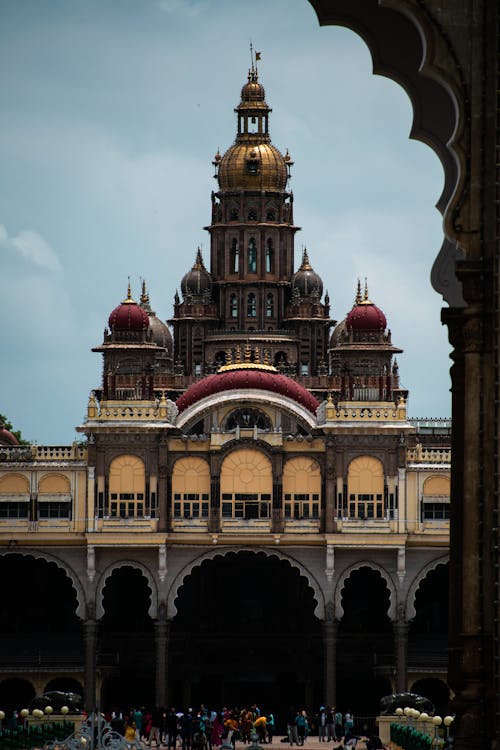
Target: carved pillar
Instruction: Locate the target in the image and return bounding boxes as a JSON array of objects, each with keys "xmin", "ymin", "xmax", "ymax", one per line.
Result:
[
  {"xmin": 323, "ymin": 609, "xmax": 337, "ymax": 707},
  {"xmin": 272, "ymin": 453, "xmax": 283, "ymax": 533},
  {"xmin": 209, "ymin": 456, "xmax": 221, "ymax": 533},
  {"xmin": 83, "ymin": 618, "xmax": 97, "ymax": 712},
  {"xmin": 155, "ymin": 618, "xmax": 170, "ymax": 708},
  {"xmin": 158, "ymin": 457, "xmax": 168, "ymax": 533},
  {"xmin": 394, "ymin": 617, "xmax": 408, "ymax": 693},
  {"xmin": 325, "ymin": 440, "xmax": 335, "ymax": 533}
]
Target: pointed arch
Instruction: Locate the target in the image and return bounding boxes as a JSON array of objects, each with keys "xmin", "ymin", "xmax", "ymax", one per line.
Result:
[
  {"xmin": 96, "ymin": 560, "xmax": 158, "ymax": 620},
  {"xmin": 406, "ymin": 555, "xmax": 449, "ymax": 621},
  {"xmin": 0, "ymin": 549, "xmax": 86, "ymax": 619},
  {"xmin": 166, "ymin": 547, "xmax": 325, "ymax": 620},
  {"xmin": 334, "ymin": 560, "xmax": 397, "ymax": 621}
]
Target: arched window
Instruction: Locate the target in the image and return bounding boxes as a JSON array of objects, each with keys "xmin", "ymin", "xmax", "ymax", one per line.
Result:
[
  {"xmin": 248, "ymin": 238, "xmax": 257, "ymax": 273},
  {"xmin": 220, "ymin": 449, "xmax": 272, "ymax": 520},
  {"xmin": 347, "ymin": 456, "xmax": 385, "ymax": 519},
  {"xmin": 0, "ymin": 473, "xmax": 30, "ymax": 519},
  {"xmin": 172, "ymin": 457, "xmax": 210, "ymax": 520},
  {"xmin": 266, "ymin": 293, "xmax": 274, "ymax": 318},
  {"xmin": 266, "ymin": 209, "xmax": 275, "ymax": 221},
  {"xmin": 230, "ymin": 293, "xmax": 238, "ymax": 318},
  {"xmin": 229, "ymin": 207, "xmax": 239, "ymax": 220},
  {"xmin": 108, "ymin": 455, "xmax": 146, "ymax": 519},
  {"xmin": 265, "ymin": 239, "xmax": 274, "ymax": 273},
  {"xmin": 422, "ymin": 476, "xmax": 451, "ymax": 520},
  {"xmin": 225, "ymin": 408, "xmax": 272, "ymax": 431},
  {"xmin": 283, "ymin": 458, "xmax": 321, "ymax": 520},
  {"xmin": 230, "ymin": 238, "xmax": 239, "ymax": 273},
  {"xmin": 247, "ymin": 293, "xmax": 257, "ymax": 317},
  {"xmin": 248, "ymin": 208, "xmax": 257, "ymax": 220},
  {"xmin": 38, "ymin": 473, "xmax": 71, "ymax": 520}
]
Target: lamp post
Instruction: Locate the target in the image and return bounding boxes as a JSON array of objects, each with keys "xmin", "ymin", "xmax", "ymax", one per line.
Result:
[
  {"xmin": 443, "ymin": 715, "xmax": 454, "ymax": 748},
  {"xmin": 432, "ymin": 715, "xmax": 443, "ymax": 746}
]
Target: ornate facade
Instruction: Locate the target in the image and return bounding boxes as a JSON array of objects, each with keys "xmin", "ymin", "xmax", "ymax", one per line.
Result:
[{"xmin": 0, "ymin": 60, "xmax": 453, "ymax": 724}]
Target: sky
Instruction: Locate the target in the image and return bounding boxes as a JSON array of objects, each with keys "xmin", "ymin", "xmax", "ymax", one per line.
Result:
[{"xmin": 0, "ymin": 0, "xmax": 450, "ymax": 445}]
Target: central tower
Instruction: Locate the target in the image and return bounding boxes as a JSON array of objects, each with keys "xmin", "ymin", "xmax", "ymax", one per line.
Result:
[{"xmin": 171, "ymin": 63, "xmax": 333, "ymax": 383}]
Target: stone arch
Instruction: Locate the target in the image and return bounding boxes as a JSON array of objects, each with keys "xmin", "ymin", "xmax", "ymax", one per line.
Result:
[
  {"xmin": 309, "ymin": 0, "xmax": 466, "ymax": 306},
  {"xmin": 96, "ymin": 560, "xmax": 158, "ymax": 619},
  {"xmin": 334, "ymin": 560, "xmax": 397, "ymax": 620},
  {"xmin": 167, "ymin": 546, "xmax": 325, "ymax": 620},
  {"xmin": 406, "ymin": 555, "xmax": 449, "ymax": 620},
  {"xmin": 38, "ymin": 473, "xmax": 71, "ymax": 494},
  {"xmin": 0, "ymin": 549, "xmax": 86, "ymax": 619},
  {"xmin": 0, "ymin": 473, "xmax": 30, "ymax": 493}
]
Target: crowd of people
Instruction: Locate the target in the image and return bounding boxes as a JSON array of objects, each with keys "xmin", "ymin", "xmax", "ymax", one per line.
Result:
[{"xmin": 102, "ymin": 705, "xmax": 383, "ymax": 750}]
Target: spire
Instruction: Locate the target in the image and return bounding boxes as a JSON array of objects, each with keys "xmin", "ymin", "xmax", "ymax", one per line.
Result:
[
  {"xmin": 194, "ymin": 247, "xmax": 205, "ymax": 269},
  {"xmin": 123, "ymin": 277, "xmax": 135, "ymax": 304},
  {"xmin": 355, "ymin": 279, "xmax": 362, "ymax": 305},
  {"xmin": 362, "ymin": 278, "xmax": 373, "ymax": 304},
  {"xmin": 300, "ymin": 247, "xmax": 312, "ymax": 271}
]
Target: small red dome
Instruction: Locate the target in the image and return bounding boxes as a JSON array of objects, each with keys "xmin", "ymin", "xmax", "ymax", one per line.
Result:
[
  {"xmin": 346, "ymin": 301, "xmax": 387, "ymax": 331},
  {"xmin": 0, "ymin": 426, "xmax": 19, "ymax": 446},
  {"xmin": 176, "ymin": 368, "xmax": 319, "ymax": 415},
  {"xmin": 109, "ymin": 299, "xmax": 149, "ymax": 332}
]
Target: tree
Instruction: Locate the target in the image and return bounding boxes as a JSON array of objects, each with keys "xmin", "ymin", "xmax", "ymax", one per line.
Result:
[{"xmin": 0, "ymin": 413, "xmax": 29, "ymax": 445}]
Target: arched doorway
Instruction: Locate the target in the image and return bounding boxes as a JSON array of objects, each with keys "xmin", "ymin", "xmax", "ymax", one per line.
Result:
[
  {"xmin": 410, "ymin": 678, "xmax": 450, "ymax": 717},
  {"xmin": 337, "ymin": 567, "xmax": 393, "ymax": 715},
  {"xmin": 0, "ymin": 678, "xmax": 35, "ymax": 712},
  {"xmin": 409, "ymin": 563, "xmax": 448, "ymax": 680},
  {"xmin": 44, "ymin": 677, "xmax": 83, "ymax": 696},
  {"xmin": 99, "ymin": 566, "xmax": 154, "ymax": 710},
  {"xmin": 0, "ymin": 554, "xmax": 82, "ymax": 681},
  {"xmin": 170, "ymin": 551, "xmax": 321, "ymax": 720}
]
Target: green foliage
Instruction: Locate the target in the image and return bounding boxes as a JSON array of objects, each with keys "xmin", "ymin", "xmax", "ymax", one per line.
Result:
[{"xmin": 0, "ymin": 413, "xmax": 29, "ymax": 445}]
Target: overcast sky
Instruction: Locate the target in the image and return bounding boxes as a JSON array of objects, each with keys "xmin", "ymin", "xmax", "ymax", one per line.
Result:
[{"xmin": 0, "ymin": 0, "xmax": 450, "ymax": 444}]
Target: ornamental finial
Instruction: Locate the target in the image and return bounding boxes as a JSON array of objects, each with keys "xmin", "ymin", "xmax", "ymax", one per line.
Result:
[{"xmin": 355, "ymin": 279, "xmax": 362, "ymax": 305}]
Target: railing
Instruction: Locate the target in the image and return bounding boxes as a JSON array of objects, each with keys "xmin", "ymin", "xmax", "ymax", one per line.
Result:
[
  {"xmin": 33, "ymin": 445, "xmax": 87, "ymax": 461},
  {"xmin": 407, "ymin": 445, "xmax": 451, "ymax": 463}
]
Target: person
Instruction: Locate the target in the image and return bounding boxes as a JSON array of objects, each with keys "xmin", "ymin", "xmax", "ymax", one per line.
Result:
[
  {"xmin": 125, "ymin": 716, "xmax": 137, "ymax": 747},
  {"xmin": 239, "ymin": 708, "xmax": 253, "ymax": 744},
  {"xmin": 318, "ymin": 708, "xmax": 327, "ymax": 742},
  {"xmin": 211, "ymin": 713, "xmax": 224, "ymax": 747},
  {"xmin": 287, "ymin": 707, "xmax": 299, "ymax": 746},
  {"xmin": 296, "ymin": 710, "xmax": 307, "ymax": 746},
  {"xmin": 344, "ymin": 711, "xmax": 354, "ymax": 736},
  {"xmin": 325, "ymin": 708, "xmax": 334, "ymax": 742},
  {"xmin": 334, "ymin": 709, "xmax": 343, "ymax": 741},
  {"xmin": 192, "ymin": 727, "xmax": 208, "ymax": 750},
  {"xmin": 266, "ymin": 712, "xmax": 275, "ymax": 744},
  {"xmin": 223, "ymin": 712, "xmax": 239, "ymax": 748},
  {"xmin": 134, "ymin": 708, "xmax": 144, "ymax": 742},
  {"xmin": 254, "ymin": 715, "xmax": 267, "ymax": 744},
  {"xmin": 167, "ymin": 707, "xmax": 179, "ymax": 750},
  {"xmin": 149, "ymin": 706, "xmax": 163, "ymax": 746},
  {"xmin": 180, "ymin": 709, "xmax": 194, "ymax": 750}
]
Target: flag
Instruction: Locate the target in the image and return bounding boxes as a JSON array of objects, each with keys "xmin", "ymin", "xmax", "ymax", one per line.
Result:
[{"xmin": 255, "ymin": 52, "xmax": 261, "ymax": 61}]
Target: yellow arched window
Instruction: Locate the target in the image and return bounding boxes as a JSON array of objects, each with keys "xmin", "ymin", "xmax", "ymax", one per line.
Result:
[
  {"xmin": 347, "ymin": 456, "xmax": 385, "ymax": 519},
  {"xmin": 172, "ymin": 457, "xmax": 210, "ymax": 519},
  {"xmin": 0, "ymin": 473, "xmax": 30, "ymax": 519},
  {"xmin": 422, "ymin": 475, "xmax": 451, "ymax": 520},
  {"xmin": 38, "ymin": 474, "xmax": 71, "ymax": 520},
  {"xmin": 283, "ymin": 457, "xmax": 321, "ymax": 519},
  {"xmin": 220, "ymin": 449, "xmax": 272, "ymax": 519},
  {"xmin": 108, "ymin": 455, "xmax": 146, "ymax": 519}
]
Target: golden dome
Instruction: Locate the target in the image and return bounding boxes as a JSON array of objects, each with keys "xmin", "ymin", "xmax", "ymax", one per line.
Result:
[{"xmin": 218, "ymin": 142, "xmax": 288, "ymax": 191}]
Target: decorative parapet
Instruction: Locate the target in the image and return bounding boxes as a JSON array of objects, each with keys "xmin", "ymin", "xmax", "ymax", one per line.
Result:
[
  {"xmin": 85, "ymin": 393, "xmax": 178, "ymax": 424},
  {"xmin": 0, "ymin": 446, "xmax": 34, "ymax": 462},
  {"xmin": 407, "ymin": 444, "xmax": 451, "ymax": 463},
  {"xmin": 317, "ymin": 396, "xmax": 409, "ymax": 424},
  {"xmin": 33, "ymin": 445, "xmax": 87, "ymax": 461}
]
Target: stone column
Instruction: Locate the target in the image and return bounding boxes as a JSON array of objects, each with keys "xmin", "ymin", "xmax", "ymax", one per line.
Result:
[
  {"xmin": 324, "ymin": 444, "xmax": 336, "ymax": 533},
  {"xmin": 155, "ymin": 618, "xmax": 170, "ymax": 707},
  {"xmin": 323, "ymin": 609, "xmax": 337, "ymax": 707},
  {"xmin": 394, "ymin": 617, "xmax": 408, "ymax": 693},
  {"xmin": 83, "ymin": 618, "xmax": 97, "ymax": 713}
]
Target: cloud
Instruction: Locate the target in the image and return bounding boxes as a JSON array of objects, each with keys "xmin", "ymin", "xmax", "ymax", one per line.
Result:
[{"xmin": 0, "ymin": 224, "xmax": 62, "ymax": 272}]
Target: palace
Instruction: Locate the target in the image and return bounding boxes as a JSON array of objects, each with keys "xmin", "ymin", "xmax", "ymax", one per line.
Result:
[{"xmin": 0, "ymin": 63, "xmax": 450, "ymax": 719}]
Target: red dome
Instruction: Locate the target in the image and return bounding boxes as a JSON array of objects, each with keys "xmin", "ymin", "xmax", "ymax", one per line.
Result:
[
  {"xmin": 346, "ymin": 301, "xmax": 387, "ymax": 331},
  {"xmin": 0, "ymin": 426, "xmax": 19, "ymax": 446},
  {"xmin": 109, "ymin": 300, "xmax": 149, "ymax": 332},
  {"xmin": 176, "ymin": 368, "xmax": 320, "ymax": 415}
]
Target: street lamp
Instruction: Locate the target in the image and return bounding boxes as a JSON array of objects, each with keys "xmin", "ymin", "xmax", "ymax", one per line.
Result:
[
  {"xmin": 443, "ymin": 715, "xmax": 454, "ymax": 747},
  {"xmin": 432, "ymin": 715, "xmax": 443, "ymax": 746}
]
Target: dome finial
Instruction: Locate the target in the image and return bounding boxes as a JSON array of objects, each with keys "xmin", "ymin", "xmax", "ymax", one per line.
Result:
[
  {"xmin": 123, "ymin": 277, "xmax": 135, "ymax": 304},
  {"xmin": 300, "ymin": 246, "xmax": 312, "ymax": 271},
  {"xmin": 140, "ymin": 278, "xmax": 149, "ymax": 305},
  {"xmin": 355, "ymin": 279, "xmax": 362, "ymax": 304},
  {"xmin": 194, "ymin": 247, "xmax": 204, "ymax": 269},
  {"xmin": 364, "ymin": 277, "xmax": 369, "ymax": 302}
]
